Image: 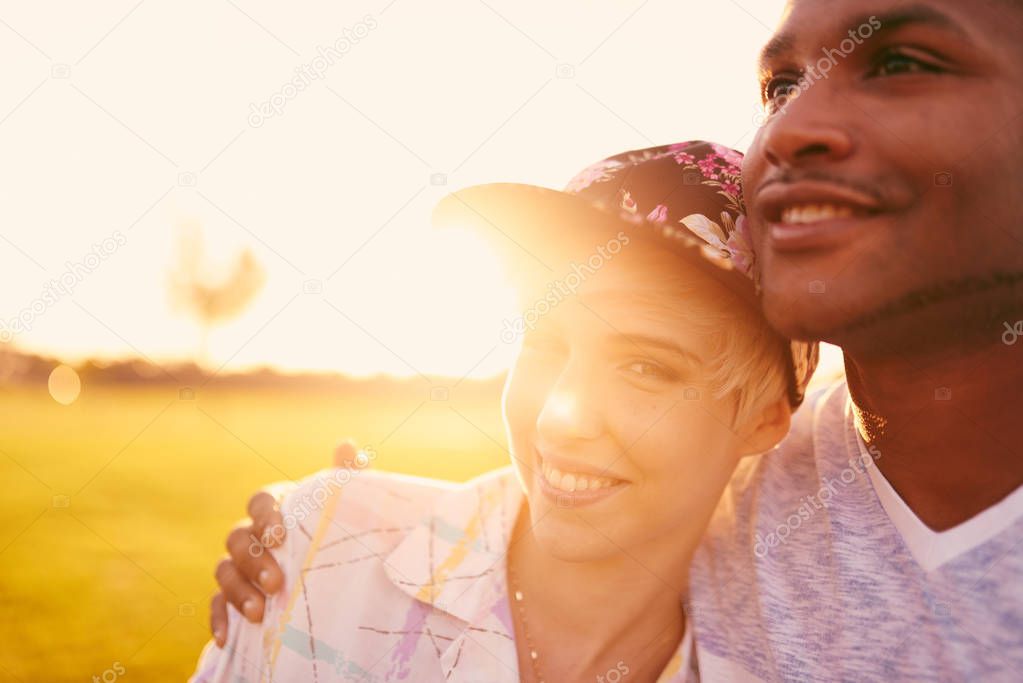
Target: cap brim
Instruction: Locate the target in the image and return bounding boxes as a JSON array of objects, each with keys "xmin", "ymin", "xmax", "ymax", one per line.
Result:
[
  {"xmin": 432, "ymin": 182, "xmax": 758, "ymax": 307},
  {"xmin": 435, "ymin": 182, "xmax": 818, "ymax": 410}
]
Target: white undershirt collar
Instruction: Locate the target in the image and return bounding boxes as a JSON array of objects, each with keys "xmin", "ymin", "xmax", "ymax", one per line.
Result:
[{"xmin": 850, "ymin": 406, "xmax": 1023, "ymax": 572}]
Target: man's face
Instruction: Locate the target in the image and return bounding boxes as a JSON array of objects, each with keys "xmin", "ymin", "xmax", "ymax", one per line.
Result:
[{"xmin": 744, "ymin": 0, "xmax": 1023, "ymax": 352}]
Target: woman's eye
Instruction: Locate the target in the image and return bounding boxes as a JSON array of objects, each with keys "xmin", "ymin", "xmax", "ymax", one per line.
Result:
[
  {"xmin": 870, "ymin": 50, "xmax": 942, "ymax": 78},
  {"xmin": 622, "ymin": 361, "xmax": 674, "ymax": 381}
]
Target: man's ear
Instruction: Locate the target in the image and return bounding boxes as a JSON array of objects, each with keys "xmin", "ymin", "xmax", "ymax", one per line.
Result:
[{"xmin": 736, "ymin": 396, "xmax": 791, "ymax": 458}]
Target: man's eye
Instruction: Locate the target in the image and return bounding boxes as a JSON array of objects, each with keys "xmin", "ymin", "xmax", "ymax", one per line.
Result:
[
  {"xmin": 762, "ymin": 75, "xmax": 801, "ymax": 112},
  {"xmin": 870, "ymin": 50, "xmax": 942, "ymax": 78}
]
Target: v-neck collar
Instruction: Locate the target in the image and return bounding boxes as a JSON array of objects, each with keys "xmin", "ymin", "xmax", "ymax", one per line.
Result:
[{"xmin": 845, "ymin": 396, "xmax": 1023, "ymax": 572}]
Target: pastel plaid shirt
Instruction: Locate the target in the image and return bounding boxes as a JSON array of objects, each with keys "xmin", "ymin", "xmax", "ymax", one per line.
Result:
[{"xmin": 190, "ymin": 466, "xmax": 694, "ymax": 682}]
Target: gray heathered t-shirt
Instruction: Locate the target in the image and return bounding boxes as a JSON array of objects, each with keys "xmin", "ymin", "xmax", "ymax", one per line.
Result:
[{"xmin": 688, "ymin": 380, "xmax": 1023, "ymax": 682}]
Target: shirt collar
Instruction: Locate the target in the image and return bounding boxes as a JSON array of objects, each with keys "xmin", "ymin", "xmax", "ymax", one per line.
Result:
[
  {"xmin": 383, "ymin": 466, "xmax": 694, "ymax": 682},
  {"xmin": 384, "ymin": 466, "xmax": 522, "ymax": 626}
]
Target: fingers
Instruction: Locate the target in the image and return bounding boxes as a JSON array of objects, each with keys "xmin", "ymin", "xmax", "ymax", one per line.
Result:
[
  {"xmin": 209, "ymin": 490, "xmax": 287, "ymax": 643},
  {"xmin": 333, "ymin": 439, "xmax": 358, "ymax": 468},
  {"xmin": 210, "ymin": 592, "xmax": 228, "ymax": 647},
  {"xmin": 247, "ymin": 492, "xmax": 284, "ymax": 548},
  {"xmin": 215, "ymin": 556, "xmax": 265, "ymax": 623},
  {"xmin": 241, "ymin": 492, "xmax": 286, "ymax": 592},
  {"xmin": 226, "ymin": 525, "xmax": 285, "ymax": 595}
]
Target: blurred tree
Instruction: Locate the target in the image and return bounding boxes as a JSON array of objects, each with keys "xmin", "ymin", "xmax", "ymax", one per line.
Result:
[{"xmin": 168, "ymin": 220, "xmax": 266, "ymax": 368}]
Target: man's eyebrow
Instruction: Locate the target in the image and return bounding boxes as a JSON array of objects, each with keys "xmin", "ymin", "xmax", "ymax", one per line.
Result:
[
  {"xmin": 759, "ymin": 32, "xmax": 795, "ymax": 69},
  {"xmin": 865, "ymin": 5, "xmax": 967, "ymax": 38},
  {"xmin": 759, "ymin": 4, "xmax": 967, "ymax": 69},
  {"xmin": 607, "ymin": 333, "xmax": 704, "ymax": 365}
]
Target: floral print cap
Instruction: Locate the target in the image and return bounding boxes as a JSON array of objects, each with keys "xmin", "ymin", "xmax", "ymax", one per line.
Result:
[
  {"xmin": 561, "ymin": 140, "xmax": 819, "ymax": 407},
  {"xmin": 564, "ymin": 141, "xmax": 753, "ymax": 277}
]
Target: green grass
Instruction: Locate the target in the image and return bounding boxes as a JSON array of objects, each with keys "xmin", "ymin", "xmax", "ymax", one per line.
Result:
[{"xmin": 0, "ymin": 379, "xmax": 508, "ymax": 682}]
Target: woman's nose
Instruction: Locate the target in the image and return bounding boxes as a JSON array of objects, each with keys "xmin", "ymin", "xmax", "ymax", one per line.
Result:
[{"xmin": 535, "ymin": 370, "xmax": 604, "ymax": 444}]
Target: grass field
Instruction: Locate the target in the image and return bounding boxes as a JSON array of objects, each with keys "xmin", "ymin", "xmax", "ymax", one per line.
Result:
[{"xmin": 0, "ymin": 377, "xmax": 508, "ymax": 682}]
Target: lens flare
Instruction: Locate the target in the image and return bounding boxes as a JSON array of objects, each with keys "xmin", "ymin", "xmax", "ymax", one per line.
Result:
[{"xmin": 48, "ymin": 364, "xmax": 81, "ymax": 405}]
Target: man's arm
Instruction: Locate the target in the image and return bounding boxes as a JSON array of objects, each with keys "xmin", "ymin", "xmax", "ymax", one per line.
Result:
[{"xmin": 208, "ymin": 441, "xmax": 359, "ymax": 646}]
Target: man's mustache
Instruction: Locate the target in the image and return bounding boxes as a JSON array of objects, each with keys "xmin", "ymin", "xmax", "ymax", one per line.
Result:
[{"xmin": 751, "ymin": 169, "xmax": 887, "ymax": 206}]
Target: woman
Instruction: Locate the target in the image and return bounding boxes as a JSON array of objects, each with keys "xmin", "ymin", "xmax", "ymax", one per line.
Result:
[{"xmin": 191, "ymin": 141, "xmax": 818, "ymax": 682}]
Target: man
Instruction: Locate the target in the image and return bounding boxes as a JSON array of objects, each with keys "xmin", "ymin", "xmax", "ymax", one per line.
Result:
[
  {"xmin": 685, "ymin": 0, "xmax": 1023, "ymax": 679},
  {"xmin": 211, "ymin": 1, "xmax": 1023, "ymax": 679}
]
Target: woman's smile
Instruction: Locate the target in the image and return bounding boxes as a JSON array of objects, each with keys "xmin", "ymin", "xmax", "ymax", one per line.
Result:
[{"xmin": 533, "ymin": 448, "xmax": 630, "ymax": 507}]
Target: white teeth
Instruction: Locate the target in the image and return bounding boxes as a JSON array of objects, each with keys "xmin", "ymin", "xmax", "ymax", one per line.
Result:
[
  {"xmin": 781, "ymin": 203, "xmax": 855, "ymax": 225},
  {"xmin": 540, "ymin": 461, "xmax": 618, "ymax": 492},
  {"xmin": 547, "ymin": 464, "xmax": 563, "ymax": 489}
]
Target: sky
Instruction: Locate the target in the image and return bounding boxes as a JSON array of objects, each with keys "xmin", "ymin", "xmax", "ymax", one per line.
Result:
[{"xmin": 0, "ymin": 0, "xmax": 844, "ymax": 380}]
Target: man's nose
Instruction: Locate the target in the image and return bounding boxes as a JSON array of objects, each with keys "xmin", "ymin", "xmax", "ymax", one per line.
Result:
[{"xmin": 759, "ymin": 87, "xmax": 855, "ymax": 169}]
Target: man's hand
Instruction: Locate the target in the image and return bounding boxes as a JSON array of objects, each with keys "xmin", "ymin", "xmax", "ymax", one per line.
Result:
[
  {"xmin": 209, "ymin": 441, "xmax": 358, "ymax": 646},
  {"xmin": 209, "ymin": 489, "xmax": 284, "ymax": 646}
]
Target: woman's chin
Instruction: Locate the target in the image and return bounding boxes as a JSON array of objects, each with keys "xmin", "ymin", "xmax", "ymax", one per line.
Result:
[{"xmin": 528, "ymin": 513, "xmax": 623, "ymax": 563}]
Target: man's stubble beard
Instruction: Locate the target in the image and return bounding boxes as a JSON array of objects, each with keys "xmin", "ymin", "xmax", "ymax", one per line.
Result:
[{"xmin": 832, "ymin": 269, "xmax": 1023, "ymax": 359}]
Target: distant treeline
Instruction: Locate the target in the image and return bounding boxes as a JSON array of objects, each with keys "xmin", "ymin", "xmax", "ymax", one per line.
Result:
[{"xmin": 0, "ymin": 345, "xmax": 506, "ymax": 392}]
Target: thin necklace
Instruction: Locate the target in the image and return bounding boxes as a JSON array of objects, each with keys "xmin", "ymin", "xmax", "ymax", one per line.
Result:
[{"xmin": 507, "ymin": 559, "xmax": 546, "ymax": 683}]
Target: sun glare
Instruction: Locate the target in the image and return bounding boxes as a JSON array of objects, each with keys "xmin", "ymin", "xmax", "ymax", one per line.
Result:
[{"xmin": 1, "ymin": 0, "xmax": 792, "ymax": 381}]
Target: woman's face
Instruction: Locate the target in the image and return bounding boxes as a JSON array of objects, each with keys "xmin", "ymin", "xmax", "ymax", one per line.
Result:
[{"xmin": 503, "ymin": 244, "xmax": 759, "ymax": 563}]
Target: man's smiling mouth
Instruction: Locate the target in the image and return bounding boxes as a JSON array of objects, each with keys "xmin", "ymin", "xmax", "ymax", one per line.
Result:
[
  {"xmin": 780, "ymin": 203, "xmax": 857, "ymax": 224},
  {"xmin": 756, "ymin": 180, "xmax": 885, "ymax": 251}
]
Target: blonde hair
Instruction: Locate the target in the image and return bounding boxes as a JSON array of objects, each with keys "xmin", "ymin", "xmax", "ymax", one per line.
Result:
[
  {"xmin": 637, "ymin": 248, "xmax": 790, "ymax": 427},
  {"xmin": 702, "ymin": 292, "xmax": 790, "ymax": 427}
]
